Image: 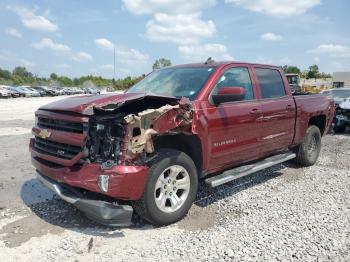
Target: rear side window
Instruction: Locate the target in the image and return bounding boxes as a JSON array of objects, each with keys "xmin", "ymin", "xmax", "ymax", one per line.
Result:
[{"xmin": 256, "ymin": 68, "xmax": 286, "ymax": 99}]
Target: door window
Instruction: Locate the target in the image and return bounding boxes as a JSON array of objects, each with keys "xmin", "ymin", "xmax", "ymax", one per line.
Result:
[
  {"xmin": 213, "ymin": 67, "xmax": 254, "ymax": 100},
  {"xmin": 255, "ymin": 68, "xmax": 286, "ymax": 99}
]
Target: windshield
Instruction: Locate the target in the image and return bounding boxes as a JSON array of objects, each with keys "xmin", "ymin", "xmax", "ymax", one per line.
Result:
[
  {"xmin": 127, "ymin": 67, "xmax": 216, "ymax": 100},
  {"xmin": 330, "ymin": 89, "xmax": 350, "ymax": 98}
]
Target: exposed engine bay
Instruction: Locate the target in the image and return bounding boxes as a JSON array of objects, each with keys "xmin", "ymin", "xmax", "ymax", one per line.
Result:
[
  {"xmin": 85, "ymin": 96, "xmax": 193, "ymax": 167},
  {"xmin": 87, "ymin": 115, "xmax": 125, "ymax": 163}
]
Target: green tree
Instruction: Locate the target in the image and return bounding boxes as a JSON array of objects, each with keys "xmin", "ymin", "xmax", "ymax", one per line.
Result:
[
  {"xmin": 73, "ymin": 78, "xmax": 79, "ymax": 86},
  {"xmin": 11, "ymin": 74, "xmax": 24, "ymax": 85},
  {"xmin": 0, "ymin": 68, "xmax": 11, "ymax": 80},
  {"xmin": 152, "ymin": 58, "xmax": 172, "ymax": 70},
  {"xmin": 13, "ymin": 66, "xmax": 32, "ymax": 78},
  {"xmin": 58, "ymin": 75, "xmax": 73, "ymax": 86},
  {"xmin": 319, "ymin": 72, "xmax": 331, "ymax": 79},
  {"xmin": 282, "ymin": 65, "xmax": 301, "ymax": 74},
  {"xmin": 306, "ymin": 64, "xmax": 319, "ymax": 79},
  {"xmin": 50, "ymin": 73, "xmax": 58, "ymax": 80}
]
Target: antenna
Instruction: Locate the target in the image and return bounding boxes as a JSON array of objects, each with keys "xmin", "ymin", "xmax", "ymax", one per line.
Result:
[{"xmin": 113, "ymin": 46, "xmax": 116, "ymax": 80}]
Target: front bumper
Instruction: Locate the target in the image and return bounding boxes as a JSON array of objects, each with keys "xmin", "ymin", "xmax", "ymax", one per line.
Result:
[
  {"xmin": 37, "ymin": 173, "xmax": 133, "ymax": 227},
  {"xmin": 30, "ymin": 139, "xmax": 149, "ymax": 200}
]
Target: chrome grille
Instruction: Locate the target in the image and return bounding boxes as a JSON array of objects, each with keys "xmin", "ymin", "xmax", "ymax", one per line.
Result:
[
  {"xmin": 34, "ymin": 137, "xmax": 82, "ymax": 160},
  {"xmin": 37, "ymin": 117, "xmax": 84, "ymax": 133}
]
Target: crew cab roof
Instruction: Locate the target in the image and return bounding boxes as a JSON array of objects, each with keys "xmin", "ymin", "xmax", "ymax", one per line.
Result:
[{"xmin": 168, "ymin": 61, "xmax": 279, "ymax": 69}]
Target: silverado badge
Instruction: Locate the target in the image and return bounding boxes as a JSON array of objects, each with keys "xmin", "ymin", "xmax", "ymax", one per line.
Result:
[{"xmin": 38, "ymin": 129, "xmax": 51, "ymax": 139}]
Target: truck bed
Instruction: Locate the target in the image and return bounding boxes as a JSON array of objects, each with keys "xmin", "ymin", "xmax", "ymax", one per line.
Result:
[{"xmin": 293, "ymin": 94, "xmax": 335, "ymax": 145}]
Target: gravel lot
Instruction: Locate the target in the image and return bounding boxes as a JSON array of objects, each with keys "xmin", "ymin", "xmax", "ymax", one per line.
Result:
[{"xmin": 0, "ymin": 96, "xmax": 350, "ymax": 261}]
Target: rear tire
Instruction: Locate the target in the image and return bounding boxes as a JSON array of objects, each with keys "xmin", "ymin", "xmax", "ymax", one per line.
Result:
[
  {"xmin": 294, "ymin": 125, "xmax": 321, "ymax": 166},
  {"xmin": 133, "ymin": 149, "xmax": 198, "ymax": 226}
]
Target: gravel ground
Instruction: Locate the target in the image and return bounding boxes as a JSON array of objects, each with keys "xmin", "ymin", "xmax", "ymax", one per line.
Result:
[{"xmin": 0, "ymin": 96, "xmax": 350, "ymax": 261}]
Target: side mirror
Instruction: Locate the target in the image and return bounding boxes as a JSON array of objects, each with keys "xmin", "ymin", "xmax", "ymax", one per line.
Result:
[{"xmin": 212, "ymin": 87, "xmax": 246, "ymax": 105}]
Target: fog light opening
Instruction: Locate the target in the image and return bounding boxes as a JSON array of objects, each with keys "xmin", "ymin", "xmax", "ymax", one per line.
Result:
[{"xmin": 98, "ymin": 175, "xmax": 109, "ymax": 193}]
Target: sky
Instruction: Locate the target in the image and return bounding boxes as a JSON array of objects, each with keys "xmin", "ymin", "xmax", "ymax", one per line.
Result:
[{"xmin": 0, "ymin": 0, "xmax": 349, "ymax": 78}]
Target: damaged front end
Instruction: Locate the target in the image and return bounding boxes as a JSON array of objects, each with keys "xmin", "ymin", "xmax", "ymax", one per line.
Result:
[
  {"xmin": 31, "ymin": 93, "xmax": 193, "ymax": 226},
  {"xmin": 86, "ymin": 96, "xmax": 193, "ymax": 168}
]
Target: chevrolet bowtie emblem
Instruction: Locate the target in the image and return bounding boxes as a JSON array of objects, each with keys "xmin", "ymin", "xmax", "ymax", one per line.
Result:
[{"xmin": 38, "ymin": 129, "xmax": 51, "ymax": 139}]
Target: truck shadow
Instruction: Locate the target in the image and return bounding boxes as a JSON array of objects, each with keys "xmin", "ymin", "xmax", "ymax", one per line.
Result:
[
  {"xmin": 21, "ymin": 163, "xmax": 288, "ymax": 232},
  {"xmin": 20, "ymin": 179, "xmax": 151, "ymax": 237},
  {"xmin": 194, "ymin": 164, "xmax": 286, "ymax": 208}
]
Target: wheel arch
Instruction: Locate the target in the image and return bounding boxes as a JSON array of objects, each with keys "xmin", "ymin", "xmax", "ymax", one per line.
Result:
[
  {"xmin": 308, "ymin": 115, "xmax": 326, "ymax": 135},
  {"xmin": 153, "ymin": 134, "xmax": 203, "ymax": 177}
]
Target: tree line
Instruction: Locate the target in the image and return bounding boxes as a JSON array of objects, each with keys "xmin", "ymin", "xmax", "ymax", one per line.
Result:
[
  {"xmin": 0, "ymin": 58, "xmax": 172, "ymax": 90},
  {"xmin": 282, "ymin": 64, "xmax": 332, "ymax": 79},
  {"xmin": 0, "ymin": 66, "xmax": 146, "ymax": 90}
]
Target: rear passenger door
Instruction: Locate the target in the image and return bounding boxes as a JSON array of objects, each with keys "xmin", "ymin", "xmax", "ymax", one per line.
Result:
[{"xmin": 254, "ymin": 67, "xmax": 295, "ymax": 155}]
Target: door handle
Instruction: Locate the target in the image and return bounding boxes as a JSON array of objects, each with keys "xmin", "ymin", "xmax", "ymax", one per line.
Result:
[{"xmin": 250, "ymin": 108, "xmax": 262, "ymax": 116}]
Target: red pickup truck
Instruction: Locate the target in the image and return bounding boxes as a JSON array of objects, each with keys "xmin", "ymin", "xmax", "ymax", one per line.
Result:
[{"xmin": 30, "ymin": 61, "xmax": 335, "ymax": 226}]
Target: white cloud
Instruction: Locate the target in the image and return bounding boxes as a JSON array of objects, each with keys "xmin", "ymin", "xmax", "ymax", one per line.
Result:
[
  {"xmin": 123, "ymin": 0, "xmax": 217, "ymax": 45},
  {"xmin": 8, "ymin": 5, "xmax": 58, "ymax": 32},
  {"xmin": 32, "ymin": 38, "xmax": 71, "ymax": 53},
  {"xmin": 178, "ymin": 43, "xmax": 233, "ymax": 61},
  {"xmin": 94, "ymin": 37, "xmax": 148, "ymax": 64},
  {"xmin": 309, "ymin": 44, "xmax": 350, "ymax": 58},
  {"xmin": 146, "ymin": 13, "xmax": 216, "ymax": 44},
  {"xmin": 32, "ymin": 38, "xmax": 93, "ymax": 62},
  {"xmin": 95, "ymin": 38, "xmax": 114, "ymax": 51},
  {"xmin": 225, "ymin": 0, "xmax": 320, "ymax": 17},
  {"xmin": 261, "ymin": 32, "xmax": 283, "ymax": 41},
  {"xmin": 5, "ymin": 27, "xmax": 22, "ymax": 38},
  {"xmin": 72, "ymin": 52, "xmax": 93, "ymax": 62},
  {"xmin": 122, "ymin": 0, "xmax": 216, "ymax": 15},
  {"xmin": 116, "ymin": 46, "xmax": 148, "ymax": 64}
]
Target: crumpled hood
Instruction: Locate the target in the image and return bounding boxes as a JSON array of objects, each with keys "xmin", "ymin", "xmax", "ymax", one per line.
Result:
[{"xmin": 39, "ymin": 92, "xmax": 179, "ymax": 115}]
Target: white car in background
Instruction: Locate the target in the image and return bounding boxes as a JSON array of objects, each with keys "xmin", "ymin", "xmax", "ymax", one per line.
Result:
[
  {"xmin": 321, "ymin": 87, "xmax": 350, "ymax": 106},
  {"xmin": 335, "ymin": 96, "xmax": 350, "ymax": 133},
  {"xmin": 323, "ymin": 87, "xmax": 350, "ymax": 133},
  {"xmin": 0, "ymin": 85, "xmax": 10, "ymax": 98}
]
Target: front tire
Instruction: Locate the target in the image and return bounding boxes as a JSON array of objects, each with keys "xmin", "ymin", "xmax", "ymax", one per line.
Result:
[
  {"xmin": 294, "ymin": 125, "xmax": 322, "ymax": 166},
  {"xmin": 133, "ymin": 149, "xmax": 198, "ymax": 226}
]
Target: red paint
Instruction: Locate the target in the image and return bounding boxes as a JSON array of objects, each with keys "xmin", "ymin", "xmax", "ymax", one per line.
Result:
[
  {"xmin": 30, "ymin": 61, "xmax": 335, "ymax": 201},
  {"xmin": 32, "ymin": 126, "xmax": 87, "ymax": 147},
  {"xmin": 31, "ymin": 153, "xmax": 149, "ymax": 200},
  {"xmin": 36, "ymin": 109, "xmax": 89, "ymax": 123},
  {"xmin": 39, "ymin": 93, "xmax": 179, "ymax": 115},
  {"xmin": 30, "ymin": 138, "xmax": 85, "ymax": 167},
  {"xmin": 217, "ymin": 87, "xmax": 246, "ymax": 96}
]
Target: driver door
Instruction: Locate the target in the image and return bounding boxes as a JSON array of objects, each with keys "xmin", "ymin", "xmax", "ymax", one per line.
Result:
[{"xmin": 205, "ymin": 66, "xmax": 263, "ymax": 171}]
